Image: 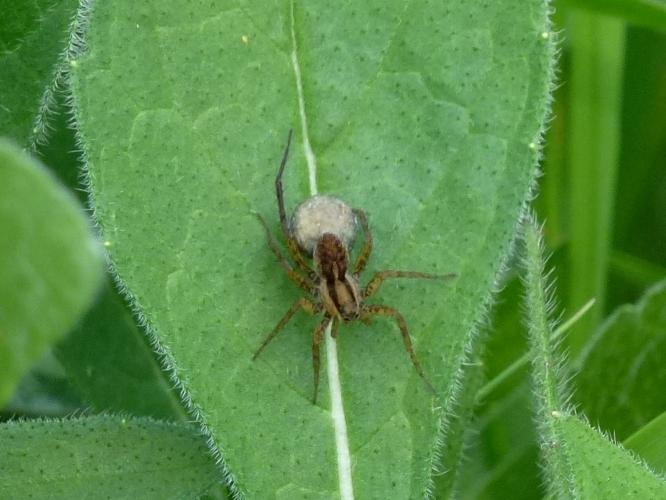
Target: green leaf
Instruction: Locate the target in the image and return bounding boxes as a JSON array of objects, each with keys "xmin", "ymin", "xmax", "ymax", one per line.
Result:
[
  {"xmin": 565, "ymin": 11, "xmax": 625, "ymax": 354},
  {"xmin": 625, "ymin": 411, "xmax": 666, "ymax": 474},
  {"xmin": 0, "ymin": 0, "xmax": 79, "ymax": 147},
  {"xmin": 0, "ymin": 139, "xmax": 103, "ymax": 407},
  {"xmin": 71, "ymin": 1, "xmax": 554, "ymax": 496},
  {"xmin": 55, "ymin": 278, "xmax": 187, "ymax": 420},
  {"xmin": 32, "ymin": 90, "xmax": 184, "ymax": 421},
  {"xmin": 522, "ymin": 216, "xmax": 666, "ymax": 498},
  {"xmin": 558, "ymin": 415, "xmax": 666, "ymax": 498},
  {"xmin": 574, "ymin": 279, "xmax": 666, "ymax": 440},
  {"xmin": 0, "ymin": 415, "xmax": 224, "ymax": 498},
  {"xmin": 610, "ymin": 251, "xmax": 666, "ymax": 290},
  {"xmin": 608, "ymin": 27, "xmax": 666, "ymax": 309},
  {"xmin": 432, "ymin": 326, "xmax": 487, "ymax": 498},
  {"xmin": 565, "ymin": 0, "xmax": 666, "ymax": 33},
  {"xmin": 457, "ymin": 382, "xmax": 542, "ymax": 500},
  {"xmin": 456, "ymin": 275, "xmax": 543, "ymax": 499},
  {"xmin": 1, "ymin": 358, "xmax": 82, "ymax": 418}
]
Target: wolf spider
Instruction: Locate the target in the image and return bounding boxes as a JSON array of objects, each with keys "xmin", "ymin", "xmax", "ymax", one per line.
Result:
[{"xmin": 253, "ymin": 130, "xmax": 456, "ymax": 403}]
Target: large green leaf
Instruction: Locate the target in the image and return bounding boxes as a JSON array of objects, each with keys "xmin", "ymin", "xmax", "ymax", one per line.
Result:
[
  {"xmin": 0, "ymin": 0, "xmax": 79, "ymax": 147},
  {"xmin": 0, "ymin": 139, "xmax": 103, "ymax": 407},
  {"xmin": 71, "ymin": 1, "xmax": 553, "ymax": 496},
  {"xmin": 0, "ymin": 415, "xmax": 224, "ymax": 498},
  {"xmin": 574, "ymin": 279, "xmax": 666, "ymax": 441}
]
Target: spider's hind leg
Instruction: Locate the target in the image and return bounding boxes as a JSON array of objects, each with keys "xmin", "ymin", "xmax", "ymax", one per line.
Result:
[
  {"xmin": 352, "ymin": 208, "xmax": 372, "ymax": 276},
  {"xmin": 361, "ymin": 304, "xmax": 436, "ymax": 394}
]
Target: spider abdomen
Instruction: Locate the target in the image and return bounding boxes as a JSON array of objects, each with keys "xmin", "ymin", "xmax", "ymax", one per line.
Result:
[{"xmin": 291, "ymin": 195, "xmax": 356, "ymax": 255}]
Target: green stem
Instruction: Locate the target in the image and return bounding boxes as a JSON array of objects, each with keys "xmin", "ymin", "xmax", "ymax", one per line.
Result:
[
  {"xmin": 476, "ymin": 298, "xmax": 595, "ymax": 402},
  {"xmin": 522, "ymin": 215, "xmax": 575, "ymax": 497}
]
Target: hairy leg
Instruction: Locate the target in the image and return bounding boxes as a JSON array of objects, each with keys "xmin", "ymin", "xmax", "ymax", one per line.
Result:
[
  {"xmin": 361, "ymin": 304, "xmax": 435, "ymax": 393},
  {"xmin": 363, "ymin": 270, "xmax": 457, "ymax": 298},
  {"xmin": 311, "ymin": 317, "xmax": 331, "ymax": 403},
  {"xmin": 274, "ymin": 129, "xmax": 316, "ymax": 277},
  {"xmin": 275, "ymin": 129, "xmax": 293, "ymax": 238},
  {"xmin": 253, "ymin": 298, "xmax": 321, "ymax": 360},
  {"xmin": 255, "ymin": 212, "xmax": 313, "ymax": 292},
  {"xmin": 352, "ymin": 208, "xmax": 372, "ymax": 276}
]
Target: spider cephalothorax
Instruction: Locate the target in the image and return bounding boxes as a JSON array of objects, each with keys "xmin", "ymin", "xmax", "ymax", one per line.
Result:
[
  {"xmin": 253, "ymin": 130, "xmax": 456, "ymax": 403},
  {"xmin": 315, "ymin": 233, "xmax": 362, "ymax": 322}
]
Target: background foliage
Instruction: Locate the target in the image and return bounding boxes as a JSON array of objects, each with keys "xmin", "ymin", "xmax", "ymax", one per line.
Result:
[{"xmin": 1, "ymin": 0, "xmax": 665, "ymax": 498}]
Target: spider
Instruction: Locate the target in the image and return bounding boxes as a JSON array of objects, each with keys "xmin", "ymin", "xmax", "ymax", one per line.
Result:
[{"xmin": 252, "ymin": 130, "xmax": 457, "ymax": 403}]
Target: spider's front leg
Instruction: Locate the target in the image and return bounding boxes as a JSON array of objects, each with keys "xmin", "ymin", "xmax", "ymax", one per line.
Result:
[
  {"xmin": 275, "ymin": 129, "xmax": 317, "ymax": 280},
  {"xmin": 311, "ymin": 317, "xmax": 332, "ymax": 404},
  {"xmin": 360, "ymin": 304, "xmax": 436, "ymax": 394},
  {"xmin": 253, "ymin": 298, "xmax": 322, "ymax": 360},
  {"xmin": 254, "ymin": 212, "xmax": 314, "ymax": 293},
  {"xmin": 363, "ymin": 270, "xmax": 457, "ymax": 298}
]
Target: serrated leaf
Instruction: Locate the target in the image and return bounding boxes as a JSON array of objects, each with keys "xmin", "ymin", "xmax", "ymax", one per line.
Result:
[
  {"xmin": 0, "ymin": 415, "xmax": 224, "ymax": 499},
  {"xmin": 575, "ymin": 279, "xmax": 666, "ymax": 440},
  {"xmin": 0, "ymin": 0, "xmax": 79, "ymax": 146},
  {"xmin": 0, "ymin": 139, "xmax": 103, "ymax": 407},
  {"xmin": 71, "ymin": 1, "xmax": 553, "ymax": 496}
]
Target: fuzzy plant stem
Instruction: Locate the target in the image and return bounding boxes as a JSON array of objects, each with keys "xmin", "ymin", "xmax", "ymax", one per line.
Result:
[{"xmin": 522, "ymin": 214, "xmax": 576, "ymax": 498}]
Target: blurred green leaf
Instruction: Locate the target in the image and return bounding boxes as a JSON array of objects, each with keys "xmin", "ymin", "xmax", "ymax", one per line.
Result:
[
  {"xmin": 55, "ymin": 278, "xmax": 186, "ymax": 420},
  {"xmin": 610, "ymin": 251, "xmax": 666, "ymax": 289},
  {"xmin": 457, "ymin": 382, "xmax": 542, "ymax": 500},
  {"xmin": 454, "ymin": 271, "xmax": 542, "ymax": 499},
  {"xmin": 1, "ymin": 359, "xmax": 81, "ymax": 418},
  {"xmin": 0, "ymin": 0, "xmax": 79, "ymax": 147},
  {"xmin": 72, "ymin": 0, "xmax": 553, "ymax": 496},
  {"xmin": 566, "ymin": 10, "xmax": 626, "ymax": 353},
  {"xmin": 566, "ymin": 0, "xmax": 666, "ymax": 32},
  {"xmin": 608, "ymin": 26, "xmax": 666, "ymax": 309},
  {"xmin": 0, "ymin": 139, "xmax": 103, "ymax": 407},
  {"xmin": 625, "ymin": 411, "xmax": 666, "ymax": 474},
  {"xmin": 574, "ymin": 280, "xmax": 666, "ymax": 440},
  {"xmin": 0, "ymin": 415, "xmax": 225, "ymax": 498}
]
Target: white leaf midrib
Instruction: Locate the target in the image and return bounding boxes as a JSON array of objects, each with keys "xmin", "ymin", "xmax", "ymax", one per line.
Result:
[{"xmin": 289, "ymin": 2, "xmax": 354, "ymax": 499}]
